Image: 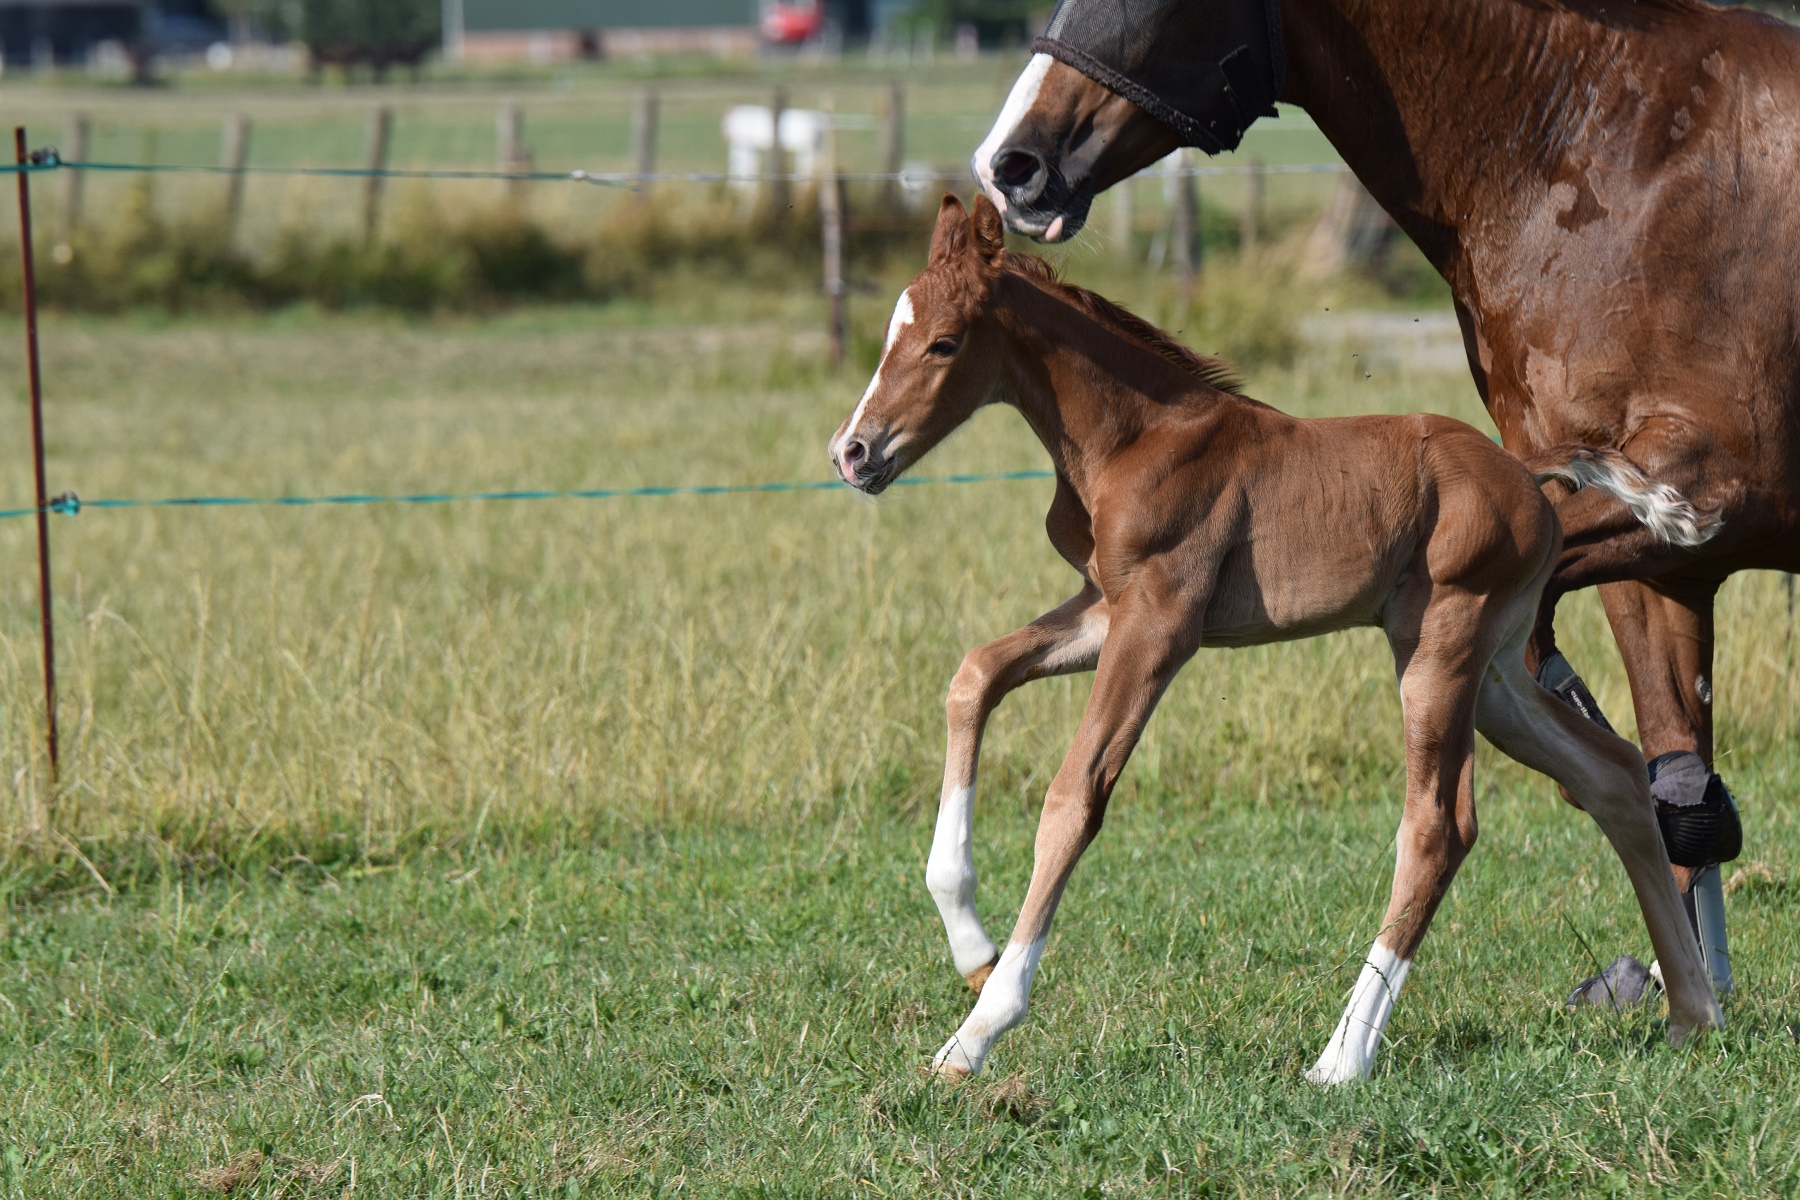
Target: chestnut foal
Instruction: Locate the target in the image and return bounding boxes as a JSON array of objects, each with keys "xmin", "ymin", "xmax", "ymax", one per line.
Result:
[{"xmin": 831, "ymin": 195, "xmax": 1722, "ymax": 1084}]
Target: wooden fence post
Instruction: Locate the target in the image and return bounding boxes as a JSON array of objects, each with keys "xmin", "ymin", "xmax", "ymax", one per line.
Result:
[
  {"xmin": 1110, "ymin": 174, "xmax": 1133, "ymax": 252},
  {"xmin": 766, "ymin": 86, "xmax": 789, "ymax": 222},
  {"xmin": 879, "ymin": 80, "xmax": 903, "ymax": 209},
  {"xmin": 1241, "ymin": 158, "xmax": 1263, "ymax": 254},
  {"xmin": 1171, "ymin": 148, "xmax": 1199, "ymax": 287},
  {"xmin": 631, "ymin": 88, "xmax": 659, "ymax": 196},
  {"xmin": 61, "ymin": 113, "xmax": 88, "ymax": 244},
  {"xmin": 362, "ymin": 105, "xmax": 393, "ymax": 246},
  {"xmin": 821, "ymin": 100, "xmax": 846, "ymax": 368},
  {"xmin": 221, "ymin": 112, "xmax": 250, "ymax": 249},
  {"xmin": 498, "ymin": 101, "xmax": 529, "ymax": 200}
]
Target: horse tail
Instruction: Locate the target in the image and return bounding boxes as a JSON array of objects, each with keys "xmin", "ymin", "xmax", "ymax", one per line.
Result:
[{"xmin": 1527, "ymin": 445, "xmax": 1723, "ymax": 549}]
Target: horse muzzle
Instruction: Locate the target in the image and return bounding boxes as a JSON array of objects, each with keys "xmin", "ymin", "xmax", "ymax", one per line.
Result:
[
  {"xmin": 977, "ymin": 144, "xmax": 1092, "ymax": 243},
  {"xmin": 834, "ymin": 436, "xmax": 898, "ymax": 495}
]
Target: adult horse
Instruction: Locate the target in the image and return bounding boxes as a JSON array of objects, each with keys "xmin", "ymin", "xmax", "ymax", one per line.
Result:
[{"xmin": 969, "ymin": 0, "xmax": 1800, "ymax": 996}]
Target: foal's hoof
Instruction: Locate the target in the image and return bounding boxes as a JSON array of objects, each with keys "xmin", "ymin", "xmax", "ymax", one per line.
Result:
[
  {"xmin": 964, "ymin": 955, "xmax": 1000, "ymax": 995},
  {"xmin": 919, "ymin": 1059, "xmax": 973, "ymax": 1083},
  {"xmin": 1566, "ymin": 954, "xmax": 1658, "ymax": 1011}
]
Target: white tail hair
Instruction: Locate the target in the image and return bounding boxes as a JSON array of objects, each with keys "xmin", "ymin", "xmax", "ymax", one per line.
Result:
[{"xmin": 1531, "ymin": 446, "xmax": 1722, "ymax": 549}]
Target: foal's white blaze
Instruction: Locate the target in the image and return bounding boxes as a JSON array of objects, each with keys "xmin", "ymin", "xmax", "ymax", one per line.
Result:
[
  {"xmin": 933, "ymin": 936, "xmax": 1046, "ymax": 1075},
  {"xmin": 835, "ymin": 288, "xmax": 915, "ymax": 461},
  {"xmin": 1306, "ymin": 942, "xmax": 1413, "ymax": 1085},
  {"xmin": 926, "ymin": 784, "xmax": 1000, "ymax": 977},
  {"xmin": 972, "ymin": 53, "xmax": 1055, "ymax": 208}
]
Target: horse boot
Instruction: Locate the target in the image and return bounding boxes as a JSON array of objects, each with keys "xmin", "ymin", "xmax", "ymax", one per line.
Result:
[
  {"xmin": 1533, "ymin": 651, "xmax": 1616, "ymax": 734},
  {"xmin": 1648, "ymin": 750, "xmax": 1742, "ymax": 996}
]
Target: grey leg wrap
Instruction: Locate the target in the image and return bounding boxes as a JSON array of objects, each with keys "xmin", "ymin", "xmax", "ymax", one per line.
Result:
[{"xmin": 1533, "ymin": 652, "xmax": 1617, "ymax": 734}]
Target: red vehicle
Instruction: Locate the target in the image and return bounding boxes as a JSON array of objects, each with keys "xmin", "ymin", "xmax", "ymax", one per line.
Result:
[{"xmin": 760, "ymin": 0, "xmax": 825, "ymax": 44}]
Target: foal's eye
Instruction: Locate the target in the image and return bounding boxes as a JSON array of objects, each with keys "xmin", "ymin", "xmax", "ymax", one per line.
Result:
[{"xmin": 928, "ymin": 337, "xmax": 960, "ymax": 359}]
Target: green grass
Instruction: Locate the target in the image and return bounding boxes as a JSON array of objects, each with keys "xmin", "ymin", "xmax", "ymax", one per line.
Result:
[{"xmin": 0, "ymin": 254, "xmax": 1796, "ymax": 1193}]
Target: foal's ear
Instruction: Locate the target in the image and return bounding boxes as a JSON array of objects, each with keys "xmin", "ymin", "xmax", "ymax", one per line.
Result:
[
  {"xmin": 929, "ymin": 194, "xmax": 970, "ymax": 266},
  {"xmin": 971, "ymin": 194, "xmax": 1006, "ymax": 267}
]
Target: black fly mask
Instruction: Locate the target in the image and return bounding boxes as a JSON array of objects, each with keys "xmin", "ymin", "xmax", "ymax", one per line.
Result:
[{"xmin": 1031, "ymin": 0, "xmax": 1285, "ymax": 154}]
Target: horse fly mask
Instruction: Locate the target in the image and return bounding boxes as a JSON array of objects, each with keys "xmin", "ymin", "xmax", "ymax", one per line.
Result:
[{"xmin": 1031, "ymin": 0, "xmax": 1285, "ymax": 154}]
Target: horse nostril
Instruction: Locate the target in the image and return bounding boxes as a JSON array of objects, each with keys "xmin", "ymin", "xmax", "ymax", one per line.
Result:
[
  {"xmin": 841, "ymin": 439, "xmax": 867, "ymax": 468},
  {"xmin": 994, "ymin": 148, "xmax": 1044, "ymax": 190}
]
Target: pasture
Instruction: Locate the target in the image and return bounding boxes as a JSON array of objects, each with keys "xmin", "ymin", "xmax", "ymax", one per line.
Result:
[{"xmin": 0, "ymin": 66, "xmax": 1797, "ymax": 1198}]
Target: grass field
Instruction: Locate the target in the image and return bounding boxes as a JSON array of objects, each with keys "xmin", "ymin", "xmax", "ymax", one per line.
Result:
[
  {"xmin": 2, "ymin": 60, "xmax": 1346, "ymax": 251},
  {"xmin": 0, "ymin": 232, "xmax": 1797, "ymax": 1194}
]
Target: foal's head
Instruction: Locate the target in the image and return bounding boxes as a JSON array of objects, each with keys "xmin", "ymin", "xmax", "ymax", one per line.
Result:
[{"xmin": 830, "ymin": 195, "xmax": 1011, "ymax": 495}]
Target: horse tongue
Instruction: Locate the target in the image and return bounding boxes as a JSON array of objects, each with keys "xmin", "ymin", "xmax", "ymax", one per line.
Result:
[{"xmin": 1046, "ymin": 216, "xmax": 1065, "ymax": 242}]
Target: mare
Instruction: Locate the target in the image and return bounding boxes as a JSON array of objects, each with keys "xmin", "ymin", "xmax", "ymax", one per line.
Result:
[
  {"xmin": 969, "ymin": 0, "xmax": 1800, "ymax": 936},
  {"xmin": 828, "ymin": 194, "xmax": 1721, "ymax": 1083}
]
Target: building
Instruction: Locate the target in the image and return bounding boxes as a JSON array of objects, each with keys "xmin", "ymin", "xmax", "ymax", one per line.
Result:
[{"xmin": 454, "ymin": 0, "xmax": 884, "ymax": 61}]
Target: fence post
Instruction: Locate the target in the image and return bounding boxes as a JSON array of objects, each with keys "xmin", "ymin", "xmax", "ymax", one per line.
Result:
[
  {"xmin": 1109, "ymin": 173, "xmax": 1133, "ymax": 252},
  {"xmin": 362, "ymin": 105, "xmax": 393, "ymax": 246},
  {"xmin": 766, "ymin": 86, "xmax": 788, "ymax": 222},
  {"xmin": 498, "ymin": 101, "xmax": 530, "ymax": 179},
  {"xmin": 1241, "ymin": 158, "xmax": 1262, "ymax": 254},
  {"xmin": 821, "ymin": 101, "xmax": 846, "ymax": 368},
  {"xmin": 13, "ymin": 128, "xmax": 61, "ymax": 793},
  {"xmin": 879, "ymin": 80, "xmax": 903, "ymax": 209},
  {"xmin": 221, "ymin": 112, "xmax": 250, "ymax": 249},
  {"xmin": 1171, "ymin": 147, "xmax": 1199, "ymax": 288},
  {"xmin": 631, "ymin": 88, "xmax": 658, "ymax": 196},
  {"xmin": 61, "ymin": 113, "xmax": 87, "ymax": 244}
]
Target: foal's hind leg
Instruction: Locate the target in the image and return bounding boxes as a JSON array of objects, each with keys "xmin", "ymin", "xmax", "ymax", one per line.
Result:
[
  {"xmin": 928, "ymin": 585, "xmax": 1108, "ymax": 991},
  {"xmin": 1307, "ymin": 599, "xmax": 1486, "ymax": 1085},
  {"xmin": 1474, "ymin": 626, "xmax": 1722, "ymax": 1041}
]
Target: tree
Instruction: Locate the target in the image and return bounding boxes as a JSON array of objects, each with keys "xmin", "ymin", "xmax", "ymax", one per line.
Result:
[{"xmin": 300, "ymin": 0, "xmax": 439, "ymax": 80}]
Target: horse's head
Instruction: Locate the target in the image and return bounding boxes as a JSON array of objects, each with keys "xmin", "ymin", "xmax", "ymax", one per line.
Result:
[
  {"xmin": 973, "ymin": 0, "xmax": 1285, "ymax": 242},
  {"xmin": 830, "ymin": 195, "xmax": 1009, "ymax": 495}
]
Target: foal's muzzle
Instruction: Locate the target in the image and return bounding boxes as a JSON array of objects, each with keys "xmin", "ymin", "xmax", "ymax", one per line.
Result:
[{"xmin": 834, "ymin": 437, "xmax": 897, "ymax": 494}]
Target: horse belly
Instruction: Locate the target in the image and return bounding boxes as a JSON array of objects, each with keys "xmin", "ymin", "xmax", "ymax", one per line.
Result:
[{"xmin": 1196, "ymin": 539, "xmax": 1395, "ymax": 647}]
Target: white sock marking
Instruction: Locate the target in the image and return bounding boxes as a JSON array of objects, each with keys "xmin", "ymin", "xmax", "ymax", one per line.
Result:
[
  {"xmin": 835, "ymin": 288, "xmax": 914, "ymax": 459},
  {"xmin": 933, "ymin": 937, "xmax": 1045, "ymax": 1075},
  {"xmin": 926, "ymin": 784, "xmax": 1000, "ymax": 977},
  {"xmin": 972, "ymin": 53, "xmax": 1054, "ymax": 203},
  {"xmin": 1306, "ymin": 942, "xmax": 1412, "ymax": 1086}
]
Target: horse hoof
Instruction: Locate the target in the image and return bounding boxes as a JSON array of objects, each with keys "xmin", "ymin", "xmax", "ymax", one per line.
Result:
[
  {"xmin": 919, "ymin": 1059, "xmax": 972, "ymax": 1082},
  {"xmin": 964, "ymin": 955, "xmax": 1000, "ymax": 994}
]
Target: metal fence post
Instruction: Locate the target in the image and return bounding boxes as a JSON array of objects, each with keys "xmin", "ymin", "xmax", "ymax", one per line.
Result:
[{"xmin": 13, "ymin": 127, "xmax": 61, "ymax": 792}]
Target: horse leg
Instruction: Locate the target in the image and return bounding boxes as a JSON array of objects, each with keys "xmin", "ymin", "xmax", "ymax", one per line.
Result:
[
  {"xmin": 1307, "ymin": 601, "xmax": 1484, "ymax": 1086},
  {"xmin": 929, "ymin": 584, "xmax": 1108, "ymax": 991},
  {"xmin": 1474, "ymin": 623, "xmax": 1722, "ymax": 1041},
  {"xmin": 931, "ymin": 594, "xmax": 1196, "ymax": 1077},
  {"xmin": 1600, "ymin": 577, "xmax": 1739, "ymax": 992}
]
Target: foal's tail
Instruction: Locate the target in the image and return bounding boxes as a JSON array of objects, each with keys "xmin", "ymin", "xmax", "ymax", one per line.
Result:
[{"xmin": 1527, "ymin": 445, "xmax": 1722, "ymax": 549}]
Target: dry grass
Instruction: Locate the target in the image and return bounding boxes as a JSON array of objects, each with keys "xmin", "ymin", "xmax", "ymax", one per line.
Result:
[{"xmin": 0, "ymin": 277, "xmax": 1790, "ymax": 891}]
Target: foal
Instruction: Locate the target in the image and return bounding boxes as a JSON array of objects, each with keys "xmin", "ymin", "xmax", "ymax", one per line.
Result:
[{"xmin": 831, "ymin": 195, "xmax": 1722, "ymax": 1084}]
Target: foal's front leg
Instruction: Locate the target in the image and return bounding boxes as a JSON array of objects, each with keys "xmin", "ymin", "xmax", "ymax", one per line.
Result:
[
  {"xmin": 929, "ymin": 585, "xmax": 1108, "ymax": 990},
  {"xmin": 933, "ymin": 595, "xmax": 1197, "ymax": 1077}
]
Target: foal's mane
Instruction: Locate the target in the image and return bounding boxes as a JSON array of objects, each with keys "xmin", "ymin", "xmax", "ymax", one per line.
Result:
[{"xmin": 1001, "ymin": 253, "xmax": 1245, "ymax": 397}]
